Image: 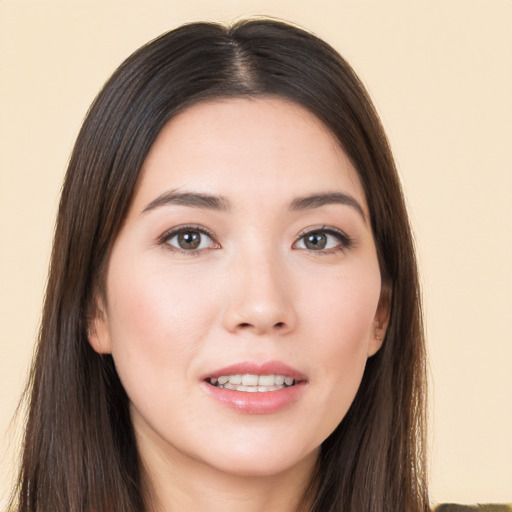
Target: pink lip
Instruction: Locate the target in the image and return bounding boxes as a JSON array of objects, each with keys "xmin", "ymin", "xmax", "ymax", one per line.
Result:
[
  {"xmin": 201, "ymin": 360, "xmax": 307, "ymax": 381},
  {"xmin": 200, "ymin": 360, "xmax": 307, "ymax": 415}
]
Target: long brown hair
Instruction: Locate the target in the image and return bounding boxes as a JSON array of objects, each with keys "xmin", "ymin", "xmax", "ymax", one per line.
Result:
[{"xmin": 11, "ymin": 18, "xmax": 429, "ymax": 512}]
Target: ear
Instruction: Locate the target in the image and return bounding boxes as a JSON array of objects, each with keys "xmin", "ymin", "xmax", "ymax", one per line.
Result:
[
  {"xmin": 368, "ymin": 284, "xmax": 391, "ymax": 357},
  {"xmin": 87, "ymin": 296, "xmax": 112, "ymax": 354}
]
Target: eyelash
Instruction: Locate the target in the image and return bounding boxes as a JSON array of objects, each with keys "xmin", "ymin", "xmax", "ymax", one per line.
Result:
[
  {"xmin": 158, "ymin": 224, "xmax": 353, "ymax": 255},
  {"xmin": 159, "ymin": 224, "xmax": 219, "ymax": 256},
  {"xmin": 293, "ymin": 226, "xmax": 354, "ymax": 254}
]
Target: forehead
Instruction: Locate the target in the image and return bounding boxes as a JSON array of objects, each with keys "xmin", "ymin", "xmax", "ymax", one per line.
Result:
[{"xmin": 133, "ymin": 97, "xmax": 367, "ymax": 213}]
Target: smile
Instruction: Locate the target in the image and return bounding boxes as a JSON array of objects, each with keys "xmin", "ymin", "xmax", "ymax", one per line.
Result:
[
  {"xmin": 202, "ymin": 362, "xmax": 306, "ymax": 414},
  {"xmin": 207, "ymin": 374, "xmax": 296, "ymax": 392}
]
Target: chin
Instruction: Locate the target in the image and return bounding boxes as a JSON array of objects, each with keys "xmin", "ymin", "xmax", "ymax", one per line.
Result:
[{"xmin": 197, "ymin": 438, "xmax": 319, "ymax": 479}]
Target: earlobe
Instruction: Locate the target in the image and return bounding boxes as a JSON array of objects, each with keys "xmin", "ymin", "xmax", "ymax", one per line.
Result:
[
  {"xmin": 87, "ymin": 298, "xmax": 112, "ymax": 354},
  {"xmin": 369, "ymin": 328, "xmax": 385, "ymax": 357},
  {"xmin": 368, "ymin": 285, "xmax": 391, "ymax": 357}
]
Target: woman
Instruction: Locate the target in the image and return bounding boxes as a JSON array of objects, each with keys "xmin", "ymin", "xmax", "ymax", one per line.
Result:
[{"xmin": 11, "ymin": 18, "xmax": 429, "ymax": 512}]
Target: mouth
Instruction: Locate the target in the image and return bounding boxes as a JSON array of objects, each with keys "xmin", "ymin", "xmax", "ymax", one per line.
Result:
[
  {"xmin": 201, "ymin": 361, "xmax": 306, "ymax": 414},
  {"xmin": 207, "ymin": 373, "xmax": 297, "ymax": 392}
]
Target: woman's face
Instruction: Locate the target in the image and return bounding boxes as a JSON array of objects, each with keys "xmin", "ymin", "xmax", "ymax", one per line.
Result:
[{"xmin": 90, "ymin": 98, "xmax": 387, "ymax": 479}]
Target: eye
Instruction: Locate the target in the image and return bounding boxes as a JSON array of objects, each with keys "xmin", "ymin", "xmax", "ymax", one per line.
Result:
[
  {"xmin": 162, "ymin": 226, "xmax": 219, "ymax": 253},
  {"xmin": 294, "ymin": 227, "xmax": 352, "ymax": 252}
]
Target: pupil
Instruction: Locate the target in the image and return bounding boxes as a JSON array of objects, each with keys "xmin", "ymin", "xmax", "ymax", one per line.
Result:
[
  {"xmin": 178, "ymin": 231, "xmax": 200, "ymax": 250},
  {"xmin": 305, "ymin": 233, "xmax": 327, "ymax": 250}
]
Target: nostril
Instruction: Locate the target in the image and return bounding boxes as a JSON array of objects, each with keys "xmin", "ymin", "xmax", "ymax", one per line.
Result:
[{"xmin": 236, "ymin": 321, "xmax": 286, "ymax": 331}]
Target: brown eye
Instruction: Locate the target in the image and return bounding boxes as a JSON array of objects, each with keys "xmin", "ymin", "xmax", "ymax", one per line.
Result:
[
  {"xmin": 177, "ymin": 231, "xmax": 201, "ymax": 250},
  {"xmin": 304, "ymin": 233, "xmax": 327, "ymax": 250},
  {"xmin": 294, "ymin": 228, "xmax": 352, "ymax": 252},
  {"xmin": 165, "ymin": 228, "xmax": 216, "ymax": 252}
]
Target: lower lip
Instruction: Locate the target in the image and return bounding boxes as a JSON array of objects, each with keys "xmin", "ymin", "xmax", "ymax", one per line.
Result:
[{"xmin": 201, "ymin": 382, "xmax": 306, "ymax": 414}]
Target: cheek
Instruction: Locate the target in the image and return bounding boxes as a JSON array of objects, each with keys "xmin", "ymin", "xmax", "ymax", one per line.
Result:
[
  {"xmin": 107, "ymin": 257, "xmax": 220, "ymax": 349},
  {"xmin": 300, "ymin": 264, "xmax": 381, "ymax": 420},
  {"xmin": 103, "ymin": 256, "xmax": 224, "ymax": 400},
  {"xmin": 303, "ymin": 262, "xmax": 381, "ymax": 348},
  {"xmin": 103, "ymin": 258, "xmax": 224, "ymax": 431}
]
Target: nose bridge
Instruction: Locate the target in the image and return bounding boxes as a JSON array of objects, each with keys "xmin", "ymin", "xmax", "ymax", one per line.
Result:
[{"xmin": 224, "ymin": 240, "xmax": 296, "ymax": 335}]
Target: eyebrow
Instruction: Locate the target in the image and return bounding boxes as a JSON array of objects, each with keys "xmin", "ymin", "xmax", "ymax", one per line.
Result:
[
  {"xmin": 142, "ymin": 190, "xmax": 231, "ymax": 214},
  {"xmin": 289, "ymin": 192, "xmax": 366, "ymax": 222},
  {"xmin": 142, "ymin": 189, "xmax": 366, "ymax": 222}
]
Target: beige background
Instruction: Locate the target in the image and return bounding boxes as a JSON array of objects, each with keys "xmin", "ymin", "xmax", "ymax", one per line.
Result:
[{"xmin": 1, "ymin": 0, "xmax": 511, "ymax": 507}]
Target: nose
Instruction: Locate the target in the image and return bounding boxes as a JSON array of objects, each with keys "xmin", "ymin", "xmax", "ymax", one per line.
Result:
[{"xmin": 222, "ymin": 249, "xmax": 297, "ymax": 336}]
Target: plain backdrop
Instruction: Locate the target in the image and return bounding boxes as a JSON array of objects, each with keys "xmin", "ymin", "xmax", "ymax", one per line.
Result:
[{"xmin": 1, "ymin": 0, "xmax": 511, "ymax": 508}]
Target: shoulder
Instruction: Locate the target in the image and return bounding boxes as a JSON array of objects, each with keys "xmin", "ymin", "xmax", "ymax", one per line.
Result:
[{"xmin": 433, "ymin": 505, "xmax": 512, "ymax": 512}]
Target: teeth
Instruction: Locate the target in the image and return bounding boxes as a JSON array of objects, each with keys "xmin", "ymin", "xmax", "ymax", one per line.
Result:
[
  {"xmin": 208, "ymin": 373, "xmax": 297, "ymax": 392},
  {"xmin": 257, "ymin": 375, "xmax": 276, "ymax": 386},
  {"xmin": 242, "ymin": 374, "xmax": 259, "ymax": 386}
]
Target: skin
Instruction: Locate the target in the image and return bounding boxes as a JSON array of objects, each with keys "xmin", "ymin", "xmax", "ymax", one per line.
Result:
[{"xmin": 90, "ymin": 97, "xmax": 388, "ymax": 512}]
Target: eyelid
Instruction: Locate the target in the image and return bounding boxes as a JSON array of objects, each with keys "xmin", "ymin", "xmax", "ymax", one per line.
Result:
[{"xmin": 293, "ymin": 225, "xmax": 353, "ymax": 251}]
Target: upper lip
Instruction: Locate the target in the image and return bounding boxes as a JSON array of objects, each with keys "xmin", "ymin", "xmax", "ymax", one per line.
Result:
[{"xmin": 201, "ymin": 360, "xmax": 307, "ymax": 382}]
